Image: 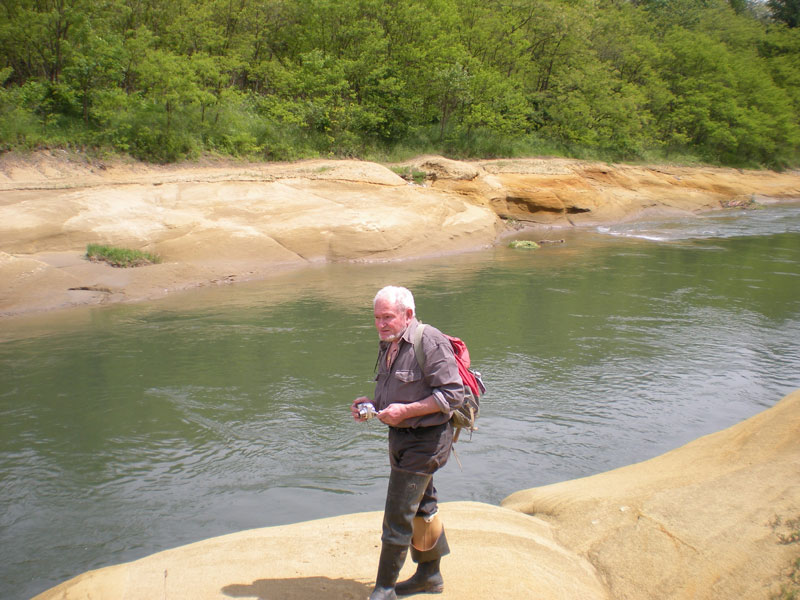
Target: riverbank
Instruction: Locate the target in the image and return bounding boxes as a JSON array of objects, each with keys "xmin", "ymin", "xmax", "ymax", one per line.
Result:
[
  {"xmin": 35, "ymin": 388, "xmax": 800, "ymax": 599},
  {"xmin": 2, "ymin": 151, "xmax": 799, "ymax": 317}
]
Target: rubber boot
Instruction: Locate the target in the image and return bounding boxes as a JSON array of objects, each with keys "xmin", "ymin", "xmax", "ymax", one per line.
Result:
[
  {"xmin": 381, "ymin": 470, "xmax": 432, "ymax": 547},
  {"xmin": 396, "ymin": 526, "xmax": 449, "ymax": 595},
  {"xmin": 370, "ymin": 470, "xmax": 432, "ymax": 600},
  {"xmin": 369, "ymin": 543, "xmax": 408, "ymax": 600},
  {"xmin": 395, "ymin": 558, "xmax": 443, "ymax": 596}
]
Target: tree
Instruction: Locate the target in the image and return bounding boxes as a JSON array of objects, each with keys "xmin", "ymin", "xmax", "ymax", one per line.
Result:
[
  {"xmin": 656, "ymin": 28, "xmax": 799, "ymax": 165},
  {"xmin": 429, "ymin": 63, "xmax": 472, "ymax": 141},
  {"xmin": 136, "ymin": 48, "xmax": 199, "ymax": 129},
  {"xmin": 64, "ymin": 32, "xmax": 124, "ymax": 123},
  {"xmin": 0, "ymin": 0, "xmax": 94, "ymax": 83},
  {"xmin": 767, "ymin": 0, "xmax": 800, "ymax": 27}
]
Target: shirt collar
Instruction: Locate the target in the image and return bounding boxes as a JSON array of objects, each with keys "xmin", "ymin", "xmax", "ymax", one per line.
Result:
[{"xmin": 400, "ymin": 318, "xmax": 419, "ymax": 344}]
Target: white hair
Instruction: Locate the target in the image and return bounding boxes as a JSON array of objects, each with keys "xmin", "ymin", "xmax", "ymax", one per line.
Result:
[{"xmin": 373, "ymin": 286, "xmax": 416, "ymax": 316}]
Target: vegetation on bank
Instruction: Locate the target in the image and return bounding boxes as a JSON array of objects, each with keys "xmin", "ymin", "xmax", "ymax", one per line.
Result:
[
  {"xmin": 390, "ymin": 166, "xmax": 427, "ymax": 185},
  {"xmin": 86, "ymin": 244, "xmax": 161, "ymax": 268},
  {"xmin": 1, "ymin": 0, "xmax": 799, "ymax": 168}
]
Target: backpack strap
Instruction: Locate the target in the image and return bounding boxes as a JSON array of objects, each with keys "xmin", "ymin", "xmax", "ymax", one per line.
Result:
[
  {"xmin": 413, "ymin": 322, "xmax": 468, "ymax": 465},
  {"xmin": 412, "ymin": 323, "xmax": 426, "ymax": 369}
]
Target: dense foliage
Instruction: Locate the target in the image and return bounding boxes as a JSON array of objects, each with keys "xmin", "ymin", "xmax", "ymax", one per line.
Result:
[{"xmin": 1, "ymin": 0, "xmax": 798, "ymax": 167}]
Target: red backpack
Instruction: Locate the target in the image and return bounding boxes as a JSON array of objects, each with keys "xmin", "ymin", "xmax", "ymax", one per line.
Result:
[{"xmin": 413, "ymin": 324, "xmax": 486, "ymax": 442}]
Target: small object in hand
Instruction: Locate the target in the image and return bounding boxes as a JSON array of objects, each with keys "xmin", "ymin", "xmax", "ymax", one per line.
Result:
[{"xmin": 357, "ymin": 402, "xmax": 377, "ymax": 420}]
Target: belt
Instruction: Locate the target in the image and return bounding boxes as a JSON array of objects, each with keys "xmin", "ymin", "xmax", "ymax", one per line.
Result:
[{"xmin": 389, "ymin": 421, "xmax": 448, "ymax": 433}]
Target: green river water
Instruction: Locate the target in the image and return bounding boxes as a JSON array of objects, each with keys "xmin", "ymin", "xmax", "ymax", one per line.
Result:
[{"xmin": 2, "ymin": 203, "xmax": 800, "ymax": 599}]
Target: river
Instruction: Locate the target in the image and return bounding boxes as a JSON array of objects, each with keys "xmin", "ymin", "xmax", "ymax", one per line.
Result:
[{"xmin": 2, "ymin": 203, "xmax": 799, "ymax": 599}]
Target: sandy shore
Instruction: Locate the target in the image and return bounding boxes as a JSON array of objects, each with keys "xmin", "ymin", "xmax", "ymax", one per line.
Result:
[
  {"xmin": 2, "ymin": 151, "xmax": 799, "ymax": 318},
  {"xmin": 34, "ymin": 389, "xmax": 800, "ymax": 599}
]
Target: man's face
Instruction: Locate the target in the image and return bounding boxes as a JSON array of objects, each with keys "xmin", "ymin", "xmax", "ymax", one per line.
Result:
[{"xmin": 374, "ymin": 297, "xmax": 412, "ymax": 342}]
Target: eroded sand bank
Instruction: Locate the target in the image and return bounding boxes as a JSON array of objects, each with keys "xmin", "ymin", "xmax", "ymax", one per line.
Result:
[{"xmin": 2, "ymin": 152, "xmax": 799, "ymax": 317}]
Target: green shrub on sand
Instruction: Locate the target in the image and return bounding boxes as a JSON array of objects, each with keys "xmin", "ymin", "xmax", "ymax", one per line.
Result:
[{"xmin": 86, "ymin": 244, "xmax": 161, "ymax": 268}]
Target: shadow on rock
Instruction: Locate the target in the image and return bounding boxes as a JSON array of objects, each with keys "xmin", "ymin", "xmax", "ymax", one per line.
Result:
[{"xmin": 222, "ymin": 576, "xmax": 369, "ymax": 599}]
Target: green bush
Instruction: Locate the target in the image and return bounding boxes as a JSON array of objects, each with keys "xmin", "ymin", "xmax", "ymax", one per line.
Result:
[{"xmin": 86, "ymin": 244, "xmax": 161, "ymax": 268}]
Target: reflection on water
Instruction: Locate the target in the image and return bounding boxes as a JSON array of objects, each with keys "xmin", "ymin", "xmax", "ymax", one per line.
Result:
[{"xmin": 2, "ymin": 203, "xmax": 800, "ymax": 599}]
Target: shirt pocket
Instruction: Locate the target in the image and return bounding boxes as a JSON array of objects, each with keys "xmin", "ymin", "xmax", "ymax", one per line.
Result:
[{"xmin": 394, "ymin": 369, "xmax": 421, "ymax": 384}]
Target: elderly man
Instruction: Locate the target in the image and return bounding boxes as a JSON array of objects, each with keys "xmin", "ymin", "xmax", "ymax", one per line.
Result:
[{"xmin": 352, "ymin": 286, "xmax": 464, "ymax": 599}]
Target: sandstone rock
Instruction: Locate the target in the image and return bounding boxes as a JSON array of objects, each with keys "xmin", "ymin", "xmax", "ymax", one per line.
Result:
[
  {"xmin": 1, "ymin": 152, "xmax": 799, "ymax": 317},
  {"xmin": 503, "ymin": 389, "xmax": 800, "ymax": 600}
]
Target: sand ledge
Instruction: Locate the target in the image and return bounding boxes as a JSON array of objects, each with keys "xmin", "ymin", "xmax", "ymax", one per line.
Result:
[{"xmin": 2, "ymin": 152, "xmax": 799, "ymax": 318}]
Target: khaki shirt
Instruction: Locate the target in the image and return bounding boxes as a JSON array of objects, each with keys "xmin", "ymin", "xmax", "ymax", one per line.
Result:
[{"xmin": 374, "ymin": 319, "xmax": 464, "ymax": 428}]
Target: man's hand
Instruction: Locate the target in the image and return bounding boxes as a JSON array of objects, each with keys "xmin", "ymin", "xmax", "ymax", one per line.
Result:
[
  {"xmin": 378, "ymin": 395, "xmax": 441, "ymax": 427},
  {"xmin": 351, "ymin": 396, "xmax": 372, "ymax": 422},
  {"xmin": 377, "ymin": 403, "xmax": 408, "ymax": 427}
]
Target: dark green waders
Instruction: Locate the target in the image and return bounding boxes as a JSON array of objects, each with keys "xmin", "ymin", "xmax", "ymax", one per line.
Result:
[{"xmin": 369, "ymin": 469, "xmax": 432, "ymax": 600}]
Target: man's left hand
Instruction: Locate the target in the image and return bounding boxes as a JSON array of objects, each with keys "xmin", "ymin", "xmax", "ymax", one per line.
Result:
[{"xmin": 377, "ymin": 403, "xmax": 408, "ymax": 427}]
